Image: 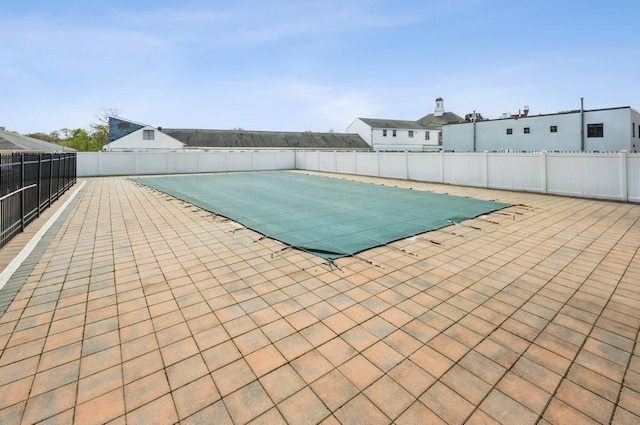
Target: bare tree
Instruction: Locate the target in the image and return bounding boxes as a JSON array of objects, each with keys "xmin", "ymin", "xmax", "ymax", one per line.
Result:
[{"xmin": 91, "ymin": 108, "xmax": 120, "ymax": 149}]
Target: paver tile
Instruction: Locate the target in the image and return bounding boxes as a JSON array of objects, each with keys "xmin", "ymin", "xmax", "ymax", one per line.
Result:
[
  {"xmin": 223, "ymin": 381, "xmax": 273, "ymax": 424},
  {"xmin": 172, "ymin": 375, "xmax": 220, "ymax": 420},
  {"xmin": 2, "ymin": 175, "xmax": 640, "ymax": 424},
  {"xmin": 364, "ymin": 375, "xmax": 415, "ymax": 420},
  {"xmin": 259, "ymin": 364, "xmax": 306, "ymax": 404},
  {"xmin": 77, "ymin": 364, "xmax": 123, "ymax": 404},
  {"xmin": 480, "ymin": 389, "xmax": 539, "ymax": 425},
  {"xmin": 310, "ymin": 369, "xmax": 359, "ymax": 411},
  {"xmin": 278, "ymin": 387, "xmax": 330, "ymax": 425},
  {"xmin": 421, "ymin": 382, "xmax": 475, "ymax": 425},
  {"xmin": 181, "ymin": 400, "xmax": 233, "ymax": 425},
  {"xmin": 124, "ymin": 369, "xmax": 170, "ymax": 412},
  {"xmin": 338, "ymin": 354, "xmax": 383, "ymax": 390},
  {"xmin": 211, "ymin": 358, "xmax": 257, "ymax": 396},
  {"xmin": 74, "ymin": 387, "xmax": 124, "ymax": 425},
  {"xmin": 126, "ymin": 394, "xmax": 179, "ymax": 425},
  {"xmin": 245, "ymin": 344, "xmax": 287, "ymax": 377},
  {"xmin": 334, "ymin": 394, "xmax": 390, "ymax": 425},
  {"xmin": 441, "ymin": 364, "xmax": 492, "ymax": 405}
]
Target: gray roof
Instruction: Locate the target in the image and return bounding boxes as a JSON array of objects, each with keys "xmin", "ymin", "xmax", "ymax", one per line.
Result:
[
  {"xmin": 358, "ymin": 118, "xmax": 428, "ymax": 130},
  {"xmin": 161, "ymin": 129, "xmax": 371, "ymax": 150},
  {"xmin": 417, "ymin": 112, "xmax": 464, "ymax": 129},
  {"xmin": 0, "ymin": 130, "xmax": 74, "ymax": 152}
]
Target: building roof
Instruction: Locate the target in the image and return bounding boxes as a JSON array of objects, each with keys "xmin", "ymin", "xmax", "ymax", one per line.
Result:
[
  {"xmin": 444, "ymin": 105, "xmax": 638, "ymax": 126},
  {"xmin": 417, "ymin": 111, "xmax": 465, "ymax": 129},
  {"xmin": 357, "ymin": 118, "xmax": 428, "ymax": 130},
  {"xmin": 0, "ymin": 130, "xmax": 74, "ymax": 152},
  {"xmin": 108, "ymin": 117, "xmax": 146, "ymax": 142},
  {"xmin": 161, "ymin": 129, "xmax": 371, "ymax": 150}
]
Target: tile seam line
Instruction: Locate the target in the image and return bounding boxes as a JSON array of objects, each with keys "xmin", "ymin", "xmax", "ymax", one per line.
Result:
[{"xmin": 0, "ymin": 180, "xmax": 87, "ymax": 291}]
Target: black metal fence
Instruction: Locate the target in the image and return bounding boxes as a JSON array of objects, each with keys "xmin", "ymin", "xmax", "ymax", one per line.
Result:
[{"xmin": 0, "ymin": 153, "xmax": 77, "ymax": 248}]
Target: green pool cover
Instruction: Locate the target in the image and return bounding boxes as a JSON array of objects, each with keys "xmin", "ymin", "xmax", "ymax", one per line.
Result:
[{"xmin": 134, "ymin": 172, "xmax": 510, "ymax": 259}]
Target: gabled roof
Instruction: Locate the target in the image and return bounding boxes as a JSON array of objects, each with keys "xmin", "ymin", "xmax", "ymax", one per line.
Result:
[
  {"xmin": 0, "ymin": 130, "xmax": 74, "ymax": 152},
  {"xmin": 161, "ymin": 129, "xmax": 371, "ymax": 150},
  {"xmin": 108, "ymin": 117, "xmax": 145, "ymax": 142},
  {"xmin": 417, "ymin": 112, "xmax": 464, "ymax": 129},
  {"xmin": 357, "ymin": 118, "xmax": 428, "ymax": 130}
]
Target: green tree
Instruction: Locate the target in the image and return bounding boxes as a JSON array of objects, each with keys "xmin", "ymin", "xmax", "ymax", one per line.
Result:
[
  {"xmin": 59, "ymin": 128, "xmax": 90, "ymax": 151},
  {"xmin": 24, "ymin": 132, "xmax": 55, "ymax": 142}
]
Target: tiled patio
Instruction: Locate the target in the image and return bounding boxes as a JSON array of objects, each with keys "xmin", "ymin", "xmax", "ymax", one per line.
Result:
[{"xmin": 0, "ymin": 171, "xmax": 639, "ymax": 425}]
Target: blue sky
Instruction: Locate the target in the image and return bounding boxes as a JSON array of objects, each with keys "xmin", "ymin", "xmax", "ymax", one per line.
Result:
[{"xmin": 2, "ymin": 0, "xmax": 638, "ymax": 134}]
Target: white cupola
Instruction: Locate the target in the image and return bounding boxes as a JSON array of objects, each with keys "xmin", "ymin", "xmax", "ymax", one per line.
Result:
[{"xmin": 434, "ymin": 97, "xmax": 444, "ymax": 117}]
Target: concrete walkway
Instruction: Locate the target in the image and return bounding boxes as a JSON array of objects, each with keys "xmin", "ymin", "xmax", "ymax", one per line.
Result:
[{"xmin": 0, "ymin": 172, "xmax": 639, "ymax": 424}]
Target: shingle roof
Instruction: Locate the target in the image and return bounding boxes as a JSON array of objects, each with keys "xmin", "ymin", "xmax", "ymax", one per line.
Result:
[
  {"xmin": 417, "ymin": 112, "xmax": 464, "ymax": 129},
  {"xmin": 0, "ymin": 130, "xmax": 74, "ymax": 152},
  {"xmin": 161, "ymin": 129, "xmax": 371, "ymax": 150},
  {"xmin": 357, "ymin": 118, "xmax": 428, "ymax": 130}
]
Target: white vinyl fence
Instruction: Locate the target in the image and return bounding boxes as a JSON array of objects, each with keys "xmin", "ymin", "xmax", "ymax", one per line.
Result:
[
  {"xmin": 296, "ymin": 151, "xmax": 640, "ymax": 203},
  {"xmin": 77, "ymin": 150, "xmax": 640, "ymax": 203},
  {"xmin": 77, "ymin": 150, "xmax": 295, "ymax": 177}
]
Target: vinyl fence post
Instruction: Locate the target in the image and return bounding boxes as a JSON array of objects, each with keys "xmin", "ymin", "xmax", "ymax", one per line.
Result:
[
  {"xmin": 541, "ymin": 151, "xmax": 548, "ymax": 194},
  {"xmin": 405, "ymin": 151, "xmax": 409, "ymax": 180},
  {"xmin": 483, "ymin": 151, "xmax": 489, "ymax": 188},
  {"xmin": 354, "ymin": 151, "xmax": 358, "ymax": 175},
  {"xmin": 620, "ymin": 150, "xmax": 628, "ymax": 202}
]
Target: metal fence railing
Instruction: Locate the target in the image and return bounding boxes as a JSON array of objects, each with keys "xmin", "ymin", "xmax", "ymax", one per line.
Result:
[{"xmin": 0, "ymin": 153, "xmax": 77, "ymax": 248}]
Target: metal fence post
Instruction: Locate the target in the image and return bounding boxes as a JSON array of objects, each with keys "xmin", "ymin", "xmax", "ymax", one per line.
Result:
[
  {"xmin": 49, "ymin": 154, "xmax": 53, "ymax": 207},
  {"xmin": 37, "ymin": 154, "xmax": 42, "ymax": 217},
  {"xmin": 20, "ymin": 154, "xmax": 25, "ymax": 232}
]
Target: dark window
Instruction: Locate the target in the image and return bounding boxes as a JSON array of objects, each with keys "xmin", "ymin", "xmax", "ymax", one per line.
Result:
[
  {"xmin": 506, "ymin": 128, "xmax": 513, "ymax": 135},
  {"xmin": 392, "ymin": 130, "xmax": 397, "ymax": 137},
  {"xmin": 524, "ymin": 127, "xmax": 530, "ymax": 134},
  {"xmin": 425, "ymin": 131, "xmax": 430, "ymax": 140},
  {"xmin": 382, "ymin": 129, "xmax": 387, "ymax": 137},
  {"xmin": 634, "ymin": 122, "xmax": 636, "ymax": 138},
  {"xmin": 587, "ymin": 123, "xmax": 604, "ymax": 138},
  {"xmin": 117, "ymin": 122, "xmax": 131, "ymax": 130},
  {"xmin": 143, "ymin": 129, "xmax": 155, "ymax": 140},
  {"xmin": 408, "ymin": 130, "xmax": 414, "ymax": 138},
  {"xmin": 550, "ymin": 125, "xmax": 558, "ymax": 133}
]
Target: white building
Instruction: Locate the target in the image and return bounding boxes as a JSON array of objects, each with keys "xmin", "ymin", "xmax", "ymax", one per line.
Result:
[
  {"xmin": 106, "ymin": 117, "xmax": 371, "ymax": 151},
  {"xmin": 443, "ymin": 106, "xmax": 640, "ymax": 153},
  {"xmin": 346, "ymin": 98, "xmax": 463, "ymax": 151},
  {"xmin": 346, "ymin": 118, "xmax": 439, "ymax": 151},
  {"xmin": 104, "ymin": 126, "xmax": 186, "ymax": 151},
  {"xmin": 105, "ymin": 118, "xmax": 185, "ymax": 151}
]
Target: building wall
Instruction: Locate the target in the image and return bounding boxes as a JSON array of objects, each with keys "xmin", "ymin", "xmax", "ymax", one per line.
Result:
[
  {"xmin": 104, "ymin": 127, "xmax": 185, "ymax": 151},
  {"xmin": 444, "ymin": 108, "xmax": 634, "ymax": 152},
  {"xmin": 372, "ymin": 128, "xmax": 440, "ymax": 151},
  {"xmin": 632, "ymin": 109, "xmax": 640, "ymax": 153},
  {"xmin": 345, "ymin": 119, "xmax": 373, "ymax": 146},
  {"xmin": 346, "ymin": 120, "xmax": 440, "ymax": 151}
]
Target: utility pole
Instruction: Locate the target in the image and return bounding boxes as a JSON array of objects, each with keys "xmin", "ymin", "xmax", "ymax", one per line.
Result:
[
  {"xmin": 580, "ymin": 98, "xmax": 585, "ymax": 152},
  {"xmin": 472, "ymin": 110, "xmax": 477, "ymax": 152}
]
